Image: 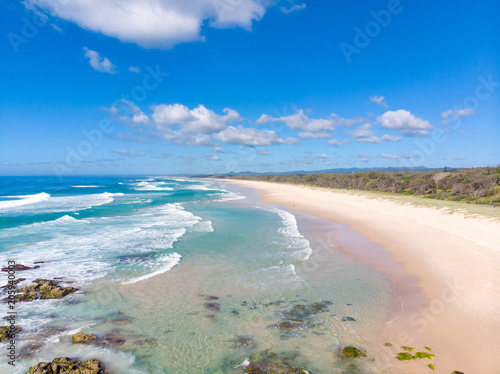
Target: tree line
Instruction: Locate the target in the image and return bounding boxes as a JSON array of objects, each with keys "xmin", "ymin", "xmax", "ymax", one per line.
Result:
[{"xmin": 219, "ymin": 167, "xmax": 500, "ymax": 205}]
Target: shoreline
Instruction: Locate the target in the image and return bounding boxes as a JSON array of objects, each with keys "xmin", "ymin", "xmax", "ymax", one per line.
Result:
[{"xmin": 221, "ymin": 179, "xmax": 500, "ymax": 373}]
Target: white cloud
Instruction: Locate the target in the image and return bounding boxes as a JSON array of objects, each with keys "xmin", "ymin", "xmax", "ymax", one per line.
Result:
[
  {"xmin": 257, "ymin": 109, "xmax": 336, "ymax": 132},
  {"xmin": 357, "ymin": 134, "xmax": 402, "ymax": 143},
  {"xmin": 107, "ymin": 99, "xmax": 149, "ymax": 124},
  {"xmin": 327, "ymin": 139, "xmax": 349, "ymax": 146},
  {"xmin": 129, "ymin": 66, "xmax": 141, "ymax": 73},
  {"xmin": 204, "ymin": 154, "xmax": 220, "ymax": 161},
  {"xmin": 441, "ymin": 107, "xmax": 475, "ymax": 124},
  {"xmin": 377, "ymin": 109, "xmax": 433, "ymax": 136},
  {"xmin": 83, "ymin": 47, "xmax": 116, "ymax": 74},
  {"xmin": 214, "ymin": 125, "xmax": 297, "ymax": 146},
  {"xmin": 258, "ymin": 149, "xmax": 273, "ymax": 155},
  {"xmin": 152, "ymin": 104, "xmax": 241, "ymax": 135},
  {"xmin": 316, "ymin": 153, "xmax": 329, "ymax": 159},
  {"xmin": 109, "ymin": 102, "xmax": 297, "ymax": 147},
  {"xmin": 280, "ymin": 2, "xmax": 306, "ymax": 14},
  {"xmin": 258, "ymin": 110, "xmax": 365, "ymax": 136},
  {"xmin": 379, "ymin": 153, "xmax": 414, "ymax": 159},
  {"xmin": 25, "ymin": 0, "xmax": 271, "ymax": 49},
  {"xmin": 213, "ymin": 146, "xmax": 224, "ymax": 153},
  {"xmin": 112, "ymin": 149, "xmax": 145, "ymax": 156},
  {"xmin": 369, "ymin": 95, "xmax": 388, "ymax": 109},
  {"xmin": 298, "ymin": 131, "xmax": 331, "ymax": 139}
]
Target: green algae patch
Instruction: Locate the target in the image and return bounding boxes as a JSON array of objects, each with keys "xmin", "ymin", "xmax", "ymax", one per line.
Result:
[
  {"xmin": 401, "ymin": 346, "xmax": 414, "ymax": 352},
  {"xmin": 384, "ymin": 342, "xmax": 392, "ymax": 347},
  {"xmin": 341, "ymin": 346, "xmax": 366, "ymax": 358},
  {"xmin": 396, "ymin": 352, "xmax": 413, "ymax": 361},
  {"xmin": 428, "ymin": 363, "xmax": 435, "ymax": 370},
  {"xmin": 425, "ymin": 346, "xmax": 432, "ymax": 351},
  {"xmin": 414, "ymin": 352, "xmax": 435, "ymax": 359}
]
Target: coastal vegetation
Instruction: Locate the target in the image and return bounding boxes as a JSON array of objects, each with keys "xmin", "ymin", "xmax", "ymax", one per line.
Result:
[{"xmin": 219, "ymin": 167, "xmax": 500, "ymax": 205}]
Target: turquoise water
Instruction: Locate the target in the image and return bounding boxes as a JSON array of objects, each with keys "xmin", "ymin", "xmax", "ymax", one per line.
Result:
[{"xmin": 0, "ymin": 177, "xmax": 395, "ymax": 373}]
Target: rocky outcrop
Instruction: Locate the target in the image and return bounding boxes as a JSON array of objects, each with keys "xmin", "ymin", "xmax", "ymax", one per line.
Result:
[
  {"xmin": 1, "ymin": 278, "xmax": 25, "ymax": 289},
  {"xmin": 13, "ymin": 279, "xmax": 77, "ymax": 302},
  {"xmin": 26, "ymin": 357, "xmax": 106, "ymax": 374},
  {"xmin": 0, "ymin": 326, "xmax": 22, "ymax": 342},
  {"xmin": 72, "ymin": 332, "xmax": 97, "ymax": 344},
  {"xmin": 341, "ymin": 346, "xmax": 366, "ymax": 358},
  {"xmin": 2, "ymin": 264, "xmax": 34, "ymax": 272}
]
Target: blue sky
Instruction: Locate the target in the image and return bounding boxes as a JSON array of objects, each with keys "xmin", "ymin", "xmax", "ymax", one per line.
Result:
[{"xmin": 0, "ymin": 0, "xmax": 498, "ymax": 176}]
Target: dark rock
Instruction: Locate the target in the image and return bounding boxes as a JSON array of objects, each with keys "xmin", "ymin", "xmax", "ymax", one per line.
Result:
[
  {"xmin": 242, "ymin": 362, "xmax": 309, "ymax": 373},
  {"xmin": 342, "ymin": 317, "xmax": 356, "ymax": 322},
  {"xmin": 72, "ymin": 332, "xmax": 97, "ymax": 344},
  {"xmin": 268, "ymin": 318, "xmax": 311, "ymax": 332},
  {"xmin": 1, "ymin": 277, "xmax": 26, "ymax": 289},
  {"xmin": 2, "ymin": 264, "xmax": 32, "ymax": 272},
  {"xmin": 204, "ymin": 303, "xmax": 221, "ymax": 312},
  {"xmin": 112, "ymin": 318, "xmax": 133, "ymax": 325},
  {"xmin": 204, "ymin": 295, "xmax": 219, "ymax": 300},
  {"xmin": 0, "ymin": 326, "xmax": 22, "ymax": 342},
  {"xmin": 341, "ymin": 346, "xmax": 366, "ymax": 358},
  {"xmin": 26, "ymin": 357, "xmax": 106, "ymax": 374},
  {"xmin": 230, "ymin": 309, "xmax": 240, "ymax": 316},
  {"xmin": 230, "ymin": 337, "xmax": 255, "ymax": 348},
  {"xmin": 100, "ymin": 330, "xmax": 127, "ymax": 347},
  {"xmin": 205, "ymin": 314, "xmax": 216, "ymax": 321},
  {"xmin": 17, "ymin": 342, "xmax": 43, "ymax": 360},
  {"xmin": 131, "ymin": 336, "xmax": 157, "ymax": 348},
  {"xmin": 8, "ymin": 279, "xmax": 77, "ymax": 302},
  {"xmin": 283, "ymin": 301, "xmax": 331, "ymax": 319},
  {"xmin": 34, "ymin": 261, "xmax": 45, "ymax": 264}
]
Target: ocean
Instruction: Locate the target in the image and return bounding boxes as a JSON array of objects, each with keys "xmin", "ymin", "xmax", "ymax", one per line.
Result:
[{"xmin": 0, "ymin": 176, "xmax": 395, "ymax": 373}]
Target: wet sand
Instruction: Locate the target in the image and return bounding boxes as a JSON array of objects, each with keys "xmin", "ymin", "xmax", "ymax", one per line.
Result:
[{"xmin": 222, "ymin": 180, "xmax": 500, "ymax": 374}]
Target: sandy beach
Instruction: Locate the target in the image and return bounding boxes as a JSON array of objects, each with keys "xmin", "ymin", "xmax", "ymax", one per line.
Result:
[{"xmin": 223, "ymin": 179, "xmax": 500, "ymax": 374}]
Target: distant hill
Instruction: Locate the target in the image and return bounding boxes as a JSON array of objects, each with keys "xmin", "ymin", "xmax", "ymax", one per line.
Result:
[{"xmin": 198, "ymin": 166, "xmax": 439, "ymax": 177}]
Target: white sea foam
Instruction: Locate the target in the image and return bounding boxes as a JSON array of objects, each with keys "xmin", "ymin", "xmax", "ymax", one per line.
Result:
[
  {"xmin": 0, "ymin": 192, "xmax": 51, "ymax": 210},
  {"xmin": 235, "ymin": 358, "xmax": 250, "ymax": 368},
  {"xmin": 30, "ymin": 215, "xmax": 91, "ymax": 226},
  {"xmin": 133, "ymin": 181, "xmax": 174, "ymax": 191},
  {"xmin": 0, "ymin": 192, "xmax": 122, "ymax": 213},
  {"xmin": 188, "ymin": 220, "xmax": 214, "ymax": 233},
  {"xmin": 0, "ymin": 202, "xmax": 211, "ymax": 288},
  {"xmin": 123, "ymin": 252, "xmax": 182, "ymax": 284},
  {"xmin": 273, "ymin": 209, "xmax": 313, "ymax": 261}
]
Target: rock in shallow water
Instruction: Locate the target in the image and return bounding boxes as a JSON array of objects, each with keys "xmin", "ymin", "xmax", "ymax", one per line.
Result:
[
  {"xmin": 111, "ymin": 317, "xmax": 133, "ymax": 325},
  {"xmin": 2, "ymin": 264, "xmax": 32, "ymax": 271},
  {"xmin": 341, "ymin": 346, "xmax": 366, "ymax": 358},
  {"xmin": 0, "ymin": 326, "xmax": 22, "ymax": 342},
  {"xmin": 204, "ymin": 303, "xmax": 221, "ymax": 312},
  {"xmin": 26, "ymin": 357, "xmax": 106, "ymax": 374},
  {"xmin": 72, "ymin": 332, "xmax": 97, "ymax": 344},
  {"xmin": 242, "ymin": 362, "xmax": 309, "ymax": 373},
  {"xmin": 9, "ymin": 279, "xmax": 77, "ymax": 302}
]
